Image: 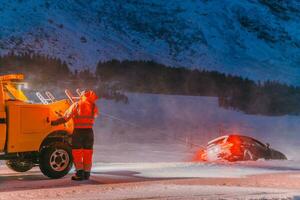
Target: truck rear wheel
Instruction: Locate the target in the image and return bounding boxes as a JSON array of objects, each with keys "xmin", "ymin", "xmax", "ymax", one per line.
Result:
[
  {"xmin": 6, "ymin": 159, "xmax": 34, "ymax": 172},
  {"xmin": 39, "ymin": 142, "xmax": 73, "ymax": 179}
]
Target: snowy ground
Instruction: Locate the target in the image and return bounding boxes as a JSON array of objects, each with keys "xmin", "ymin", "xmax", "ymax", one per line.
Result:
[
  {"xmin": 2, "ymin": 93, "xmax": 300, "ymax": 199},
  {"xmin": 1, "ymin": 161, "xmax": 300, "ymax": 199}
]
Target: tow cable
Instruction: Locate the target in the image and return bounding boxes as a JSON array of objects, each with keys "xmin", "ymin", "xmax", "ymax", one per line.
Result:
[{"xmin": 100, "ymin": 111, "xmax": 205, "ymax": 149}]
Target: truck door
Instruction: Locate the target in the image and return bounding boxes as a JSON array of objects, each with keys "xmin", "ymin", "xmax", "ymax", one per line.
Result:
[{"xmin": 7, "ymin": 103, "xmax": 51, "ymax": 153}]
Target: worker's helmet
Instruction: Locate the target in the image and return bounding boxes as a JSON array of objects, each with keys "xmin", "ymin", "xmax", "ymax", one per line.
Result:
[{"xmin": 80, "ymin": 90, "xmax": 98, "ymax": 102}]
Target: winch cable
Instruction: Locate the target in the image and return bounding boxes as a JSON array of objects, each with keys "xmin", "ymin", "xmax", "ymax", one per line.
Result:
[
  {"xmin": 100, "ymin": 111, "xmax": 205, "ymax": 149},
  {"xmin": 62, "ymin": 89, "xmax": 205, "ymax": 149}
]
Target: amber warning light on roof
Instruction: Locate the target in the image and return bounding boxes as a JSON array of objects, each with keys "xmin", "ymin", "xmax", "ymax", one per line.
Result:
[{"xmin": 0, "ymin": 74, "xmax": 24, "ymax": 81}]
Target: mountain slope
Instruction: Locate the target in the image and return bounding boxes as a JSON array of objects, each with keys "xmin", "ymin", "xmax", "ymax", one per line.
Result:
[{"xmin": 1, "ymin": 0, "xmax": 300, "ymax": 84}]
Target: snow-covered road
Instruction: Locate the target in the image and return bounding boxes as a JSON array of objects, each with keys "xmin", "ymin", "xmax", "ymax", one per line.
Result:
[{"xmin": 1, "ymin": 161, "xmax": 300, "ymax": 200}]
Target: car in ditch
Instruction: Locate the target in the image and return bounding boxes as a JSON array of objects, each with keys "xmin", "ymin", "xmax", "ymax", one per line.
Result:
[{"xmin": 194, "ymin": 134, "xmax": 287, "ymax": 162}]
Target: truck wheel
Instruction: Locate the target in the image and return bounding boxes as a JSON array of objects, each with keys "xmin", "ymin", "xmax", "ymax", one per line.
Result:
[
  {"xmin": 39, "ymin": 142, "xmax": 73, "ymax": 179},
  {"xmin": 6, "ymin": 159, "xmax": 34, "ymax": 172}
]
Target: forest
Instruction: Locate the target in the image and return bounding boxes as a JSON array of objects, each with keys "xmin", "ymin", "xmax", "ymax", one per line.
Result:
[
  {"xmin": 96, "ymin": 60, "xmax": 300, "ymax": 116},
  {"xmin": 1, "ymin": 53, "xmax": 299, "ymax": 116}
]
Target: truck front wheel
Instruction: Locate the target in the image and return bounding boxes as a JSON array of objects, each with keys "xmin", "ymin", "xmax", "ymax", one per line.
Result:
[
  {"xmin": 6, "ymin": 159, "xmax": 34, "ymax": 172},
  {"xmin": 39, "ymin": 142, "xmax": 73, "ymax": 179}
]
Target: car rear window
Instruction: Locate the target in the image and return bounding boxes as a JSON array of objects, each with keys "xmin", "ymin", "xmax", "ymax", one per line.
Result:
[{"xmin": 208, "ymin": 136, "xmax": 227, "ymax": 146}]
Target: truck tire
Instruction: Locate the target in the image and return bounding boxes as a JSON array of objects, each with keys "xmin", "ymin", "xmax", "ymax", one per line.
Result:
[
  {"xmin": 6, "ymin": 159, "xmax": 34, "ymax": 172},
  {"xmin": 39, "ymin": 142, "xmax": 73, "ymax": 179}
]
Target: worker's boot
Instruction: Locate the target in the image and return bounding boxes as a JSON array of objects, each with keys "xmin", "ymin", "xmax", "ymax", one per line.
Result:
[
  {"xmin": 84, "ymin": 171, "xmax": 90, "ymax": 180},
  {"xmin": 71, "ymin": 170, "xmax": 84, "ymax": 181}
]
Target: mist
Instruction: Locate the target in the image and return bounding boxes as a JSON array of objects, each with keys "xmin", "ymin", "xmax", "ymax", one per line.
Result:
[{"xmin": 88, "ymin": 92, "xmax": 300, "ymax": 163}]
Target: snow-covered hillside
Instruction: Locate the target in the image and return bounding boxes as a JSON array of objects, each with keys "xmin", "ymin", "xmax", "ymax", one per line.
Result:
[
  {"xmin": 94, "ymin": 93, "xmax": 300, "ymax": 161},
  {"xmin": 1, "ymin": 0, "xmax": 300, "ymax": 84}
]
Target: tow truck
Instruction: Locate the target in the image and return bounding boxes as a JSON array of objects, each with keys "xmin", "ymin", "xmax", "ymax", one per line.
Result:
[{"xmin": 0, "ymin": 74, "xmax": 77, "ymax": 178}]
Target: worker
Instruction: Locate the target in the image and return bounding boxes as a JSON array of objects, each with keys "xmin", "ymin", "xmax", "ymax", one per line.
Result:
[{"xmin": 51, "ymin": 90, "xmax": 99, "ymax": 181}]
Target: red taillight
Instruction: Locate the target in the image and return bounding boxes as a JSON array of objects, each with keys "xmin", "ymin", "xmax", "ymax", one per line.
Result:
[
  {"xmin": 193, "ymin": 149, "xmax": 207, "ymax": 161},
  {"xmin": 228, "ymin": 138, "xmax": 243, "ymax": 156}
]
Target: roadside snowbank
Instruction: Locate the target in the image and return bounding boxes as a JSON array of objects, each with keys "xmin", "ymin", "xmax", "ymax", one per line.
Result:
[{"xmin": 93, "ymin": 160, "xmax": 300, "ymax": 179}]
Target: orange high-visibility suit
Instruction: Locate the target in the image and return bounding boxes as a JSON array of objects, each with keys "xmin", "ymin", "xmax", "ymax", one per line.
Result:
[{"xmin": 51, "ymin": 90, "xmax": 98, "ymax": 180}]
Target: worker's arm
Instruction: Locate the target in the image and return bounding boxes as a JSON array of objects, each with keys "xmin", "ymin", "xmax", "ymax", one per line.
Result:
[
  {"xmin": 51, "ymin": 103, "xmax": 78, "ymax": 126},
  {"xmin": 51, "ymin": 117, "xmax": 67, "ymax": 126}
]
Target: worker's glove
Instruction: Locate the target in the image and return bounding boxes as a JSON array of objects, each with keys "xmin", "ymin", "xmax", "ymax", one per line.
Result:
[
  {"xmin": 51, "ymin": 121, "xmax": 59, "ymax": 126},
  {"xmin": 51, "ymin": 118, "xmax": 66, "ymax": 126}
]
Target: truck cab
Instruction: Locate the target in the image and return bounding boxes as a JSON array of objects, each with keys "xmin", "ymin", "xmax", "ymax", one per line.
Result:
[{"xmin": 0, "ymin": 74, "xmax": 74, "ymax": 178}]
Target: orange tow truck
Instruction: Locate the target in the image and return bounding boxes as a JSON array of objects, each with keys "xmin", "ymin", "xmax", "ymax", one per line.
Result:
[{"xmin": 0, "ymin": 74, "xmax": 75, "ymax": 178}]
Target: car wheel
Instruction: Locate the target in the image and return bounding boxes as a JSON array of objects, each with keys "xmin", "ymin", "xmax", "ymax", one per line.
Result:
[
  {"xmin": 6, "ymin": 159, "xmax": 34, "ymax": 172},
  {"xmin": 243, "ymin": 149, "xmax": 256, "ymax": 161},
  {"xmin": 39, "ymin": 142, "xmax": 73, "ymax": 179}
]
